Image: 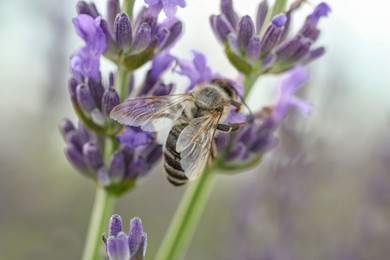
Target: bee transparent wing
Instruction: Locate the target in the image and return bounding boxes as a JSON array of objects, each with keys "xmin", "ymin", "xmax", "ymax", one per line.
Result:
[
  {"xmin": 176, "ymin": 113, "xmax": 222, "ymax": 180},
  {"xmin": 110, "ymin": 93, "xmax": 194, "ymax": 132}
]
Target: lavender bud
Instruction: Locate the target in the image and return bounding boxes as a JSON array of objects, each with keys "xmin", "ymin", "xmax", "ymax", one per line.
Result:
[
  {"xmin": 288, "ymin": 40, "xmax": 311, "ymax": 62},
  {"xmin": 246, "ymin": 36, "xmax": 261, "ymax": 60},
  {"xmin": 156, "ymin": 28, "xmax": 170, "ymax": 50},
  {"xmin": 76, "ymin": 1, "xmax": 99, "ymax": 18},
  {"xmin": 275, "ymin": 36, "xmax": 302, "ymax": 61},
  {"xmin": 66, "ymin": 131, "xmax": 85, "ymax": 152},
  {"xmin": 77, "ymin": 121, "xmax": 91, "ymax": 142},
  {"xmin": 237, "ymin": 15, "xmax": 255, "ymax": 51},
  {"xmin": 102, "ymin": 86, "xmax": 120, "ymax": 116},
  {"xmin": 100, "ymin": 19, "xmax": 116, "ymax": 47},
  {"xmin": 211, "ymin": 15, "xmax": 233, "ymax": 43},
  {"xmin": 109, "ymin": 151, "xmax": 126, "ymax": 181},
  {"xmin": 65, "ymin": 146, "xmax": 88, "ymax": 173},
  {"xmin": 107, "ymin": 0, "xmax": 120, "ymax": 29},
  {"xmin": 59, "ymin": 119, "xmax": 75, "ymax": 140},
  {"xmin": 256, "ymin": 0, "xmax": 268, "ymax": 34},
  {"xmin": 114, "ymin": 13, "xmax": 133, "ymax": 50},
  {"xmin": 109, "ymin": 214, "xmax": 123, "ymax": 237},
  {"xmin": 83, "ymin": 142, "xmax": 104, "ymax": 171},
  {"xmin": 261, "ymin": 14, "xmax": 287, "ymax": 53},
  {"xmin": 68, "ymin": 78, "xmax": 78, "ymax": 100},
  {"xmin": 304, "ymin": 46, "xmax": 325, "ymax": 62},
  {"xmin": 160, "ymin": 21, "xmax": 182, "ymax": 50},
  {"xmin": 76, "ymin": 84, "xmax": 96, "ymax": 113},
  {"xmin": 220, "ymin": 0, "xmax": 238, "ymax": 28},
  {"xmin": 88, "ymin": 78, "xmax": 105, "ymax": 108},
  {"xmin": 262, "ymin": 52, "xmax": 276, "ymax": 69},
  {"xmin": 132, "ymin": 23, "xmax": 152, "ymax": 51},
  {"xmin": 129, "ymin": 217, "xmax": 147, "ymax": 259}
]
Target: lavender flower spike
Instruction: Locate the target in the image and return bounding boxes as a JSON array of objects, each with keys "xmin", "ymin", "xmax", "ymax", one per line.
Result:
[
  {"xmin": 103, "ymin": 215, "xmax": 148, "ymax": 260},
  {"xmin": 144, "ymin": 0, "xmax": 186, "ymax": 17},
  {"xmin": 217, "ymin": 66, "xmax": 310, "ymax": 164}
]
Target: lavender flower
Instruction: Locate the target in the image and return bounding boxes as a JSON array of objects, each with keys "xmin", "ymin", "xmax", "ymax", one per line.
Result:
[
  {"xmin": 216, "ymin": 66, "xmax": 310, "ymax": 168},
  {"xmin": 74, "ymin": 1, "xmax": 183, "ymax": 71},
  {"xmin": 210, "ymin": 0, "xmax": 331, "ymax": 74},
  {"xmin": 144, "ymin": 0, "xmax": 186, "ymax": 17},
  {"xmin": 71, "ymin": 15, "xmax": 107, "ymax": 80},
  {"xmin": 103, "ymin": 215, "xmax": 147, "ymax": 260},
  {"xmin": 59, "ymin": 118, "xmax": 162, "ymax": 195}
]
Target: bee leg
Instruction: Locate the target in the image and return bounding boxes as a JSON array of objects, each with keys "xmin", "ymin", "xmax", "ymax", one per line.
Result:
[
  {"xmin": 217, "ymin": 123, "xmax": 242, "ymax": 132},
  {"xmin": 231, "ymin": 100, "xmax": 242, "ymax": 110}
]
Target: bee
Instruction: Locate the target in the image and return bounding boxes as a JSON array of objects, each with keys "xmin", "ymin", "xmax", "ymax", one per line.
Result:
[{"xmin": 110, "ymin": 79, "xmax": 243, "ymax": 186}]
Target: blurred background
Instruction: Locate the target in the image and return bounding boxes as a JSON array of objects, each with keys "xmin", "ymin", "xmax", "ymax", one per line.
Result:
[{"xmin": 0, "ymin": 0, "xmax": 389, "ymax": 259}]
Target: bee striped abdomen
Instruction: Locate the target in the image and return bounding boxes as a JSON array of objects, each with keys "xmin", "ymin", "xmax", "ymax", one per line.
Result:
[{"xmin": 164, "ymin": 123, "xmax": 188, "ymax": 186}]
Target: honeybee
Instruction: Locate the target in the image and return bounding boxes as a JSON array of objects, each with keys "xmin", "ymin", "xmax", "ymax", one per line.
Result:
[{"xmin": 110, "ymin": 79, "xmax": 243, "ymax": 186}]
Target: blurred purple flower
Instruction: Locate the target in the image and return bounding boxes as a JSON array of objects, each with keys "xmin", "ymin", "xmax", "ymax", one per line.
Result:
[
  {"xmin": 103, "ymin": 215, "xmax": 147, "ymax": 260},
  {"xmin": 144, "ymin": 0, "xmax": 186, "ymax": 17},
  {"xmin": 217, "ymin": 66, "xmax": 310, "ymax": 164},
  {"xmin": 59, "ymin": 119, "xmax": 161, "ymax": 194},
  {"xmin": 71, "ymin": 15, "xmax": 107, "ymax": 80}
]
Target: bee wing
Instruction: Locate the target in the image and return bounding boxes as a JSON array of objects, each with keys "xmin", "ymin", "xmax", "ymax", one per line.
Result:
[
  {"xmin": 176, "ymin": 112, "xmax": 222, "ymax": 180},
  {"xmin": 110, "ymin": 93, "xmax": 194, "ymax": 132}
]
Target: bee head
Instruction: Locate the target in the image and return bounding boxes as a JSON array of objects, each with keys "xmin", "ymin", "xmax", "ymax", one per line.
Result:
[{"xmin": 210, "ymin": 78, "xmax": 238, "ymax": 101}]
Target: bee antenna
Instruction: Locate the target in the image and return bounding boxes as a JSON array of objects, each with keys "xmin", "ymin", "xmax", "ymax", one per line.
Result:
[{"xmin": 238, "ymin": 94, "xmax": 253, "ymax": 117}]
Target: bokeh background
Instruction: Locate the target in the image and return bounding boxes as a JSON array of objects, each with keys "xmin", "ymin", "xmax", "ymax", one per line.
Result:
[{"xmin": 1, "ymin": 0, "xmax": 389, "ymax": 259}]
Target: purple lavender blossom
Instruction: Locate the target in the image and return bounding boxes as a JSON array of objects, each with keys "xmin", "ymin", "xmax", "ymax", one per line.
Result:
[
  {"xmin": 216, "ymin": 66, "xmax": 310, "ymax": 166},
  {"xmin": 75, "ymin": 2, "xmax": 183, "ymax": 71},
  {"xmin": 118, "ymin": 126, "xmax": 154, "ymax": 147},
  {"xmin": 103, "ymin": 215, "xmax": 147, "ymax": 260},
  {"xmin": 175, "ymin": 50, "xmax": 215, "ymax": 91},
  {"xmin": 138, "ymin": 51, "xmax": 176, "ymax": 96},
  {"xmin": 144, "ymin": 0, "xmax": 186, "ymax": 17},
  {"xmin": 175, "ymin": 50, "xmax": 243, "ymax": 94},
  {"xmin": 71, "ymin": 15, "xmax": 107, "ymax": 80},
  {"xmin": 210, "ymin": 0, "xmax": 331, "ymax": 74},
  {"xmin": 59, "ymin": 119, "xmax": 162, "ymax": 195}
]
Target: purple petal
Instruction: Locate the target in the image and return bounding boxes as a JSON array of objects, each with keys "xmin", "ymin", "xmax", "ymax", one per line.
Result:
[
  {"xmin": 273, "ymin": 66, "xmax": 310, "ymax": 121},
  {"xmin": 116, "ymin": 232, "xmax": 131, "ymax": 260},
  {"xmin": 272, "ymin": 13, "xmax": 287, "ymax": 28},
  {"xmin": 118, "ymin": 126, "xmax": 154, "ymax": 147},
  {"xmin": 72, "ymin": 15, "xmax": 107, "ymax": 55}
]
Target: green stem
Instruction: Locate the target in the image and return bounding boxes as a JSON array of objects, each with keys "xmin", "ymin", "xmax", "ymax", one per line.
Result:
[
  {"xmin": 118, "ymin": 67, "xmax": 130, "ymax": 101},
  {"xmin": 81, "ymin": 188, "xmax": 115, "ymax": 260},
  {"xmin": 243, "ymin": 72, "xmax": 260, "ymax": 99},
  {"xmin": 82, "ymin": 135, "xmax": 118, "ymax": 260},
  {"xmin": 155, "ymin": 167, "xmax": 216, "ymax": 260},
  {"xmin": 123, "ymin": 0, "xmax": 136, "ymax": 20}
]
